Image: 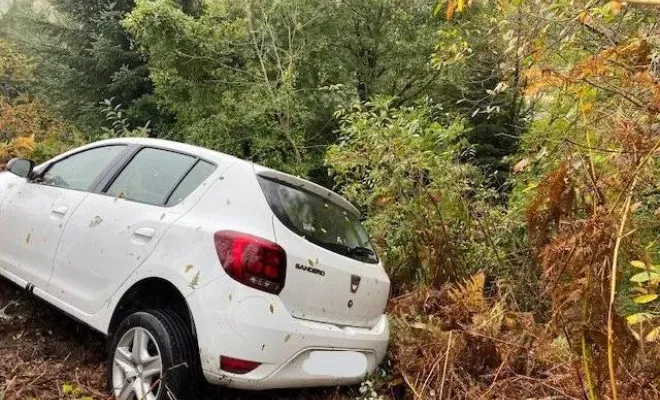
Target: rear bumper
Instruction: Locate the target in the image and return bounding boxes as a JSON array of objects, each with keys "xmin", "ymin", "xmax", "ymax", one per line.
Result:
[
  {"xmin": 204, "ymin": 347, "xmax": 382, "ymax": 390},
  {"xmin": 187, "ymin": 279, "xmax": 389, "ymax": 390}
]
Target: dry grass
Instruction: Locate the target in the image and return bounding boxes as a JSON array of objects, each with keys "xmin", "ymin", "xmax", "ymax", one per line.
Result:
[
  {"xmin": 386, "ymin": 272, "xmax": 660, "ymax": 399},
  {"xmin": 0, "ymin": 278, "xmax": 108, "ymax": 399},
  {"xmin": 387, "ymin": 274, "xmax": 581, "ymax": 399}
]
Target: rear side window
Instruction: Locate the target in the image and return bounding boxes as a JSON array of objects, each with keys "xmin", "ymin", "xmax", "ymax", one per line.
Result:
[
  {"xmin": 165, "ymin": 160, "xmax": 216, "ymax": 206},
  {"xmin": 258, "ymin": 177, "xmax": 378, "ymax": 264},
  {"xmin": 106, "ymin": 148, "xmax": 196, "ymax": 206}
]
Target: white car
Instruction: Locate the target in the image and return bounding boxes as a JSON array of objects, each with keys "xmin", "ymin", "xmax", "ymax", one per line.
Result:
[{"xmin": 0, "ymin": 138, "xmax": 390, "ymax": 400}]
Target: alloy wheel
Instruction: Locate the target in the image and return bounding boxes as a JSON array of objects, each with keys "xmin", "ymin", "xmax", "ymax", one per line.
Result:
[{"xmin": 111, "ymin": 327, "xmax": 163, "ymax": 400}]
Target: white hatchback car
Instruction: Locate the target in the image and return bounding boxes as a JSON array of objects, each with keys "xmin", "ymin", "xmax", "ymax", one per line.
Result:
[{"xmin": 0, "ymin": 138, "xmax": 390, "ymax": 400}]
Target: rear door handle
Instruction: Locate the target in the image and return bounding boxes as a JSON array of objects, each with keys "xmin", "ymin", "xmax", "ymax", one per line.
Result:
[
  {"xmin": 51, "ymin": 206, "xmax": 69, "ymax": 216},
  {"xmin": 133, "ymin": 227, "xmax": 155, "ymax": 239}
]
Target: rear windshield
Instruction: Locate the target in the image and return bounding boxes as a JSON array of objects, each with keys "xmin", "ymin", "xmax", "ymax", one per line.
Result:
[{"xmin": 258, "ymin": 177, "xmax": 378, "ymax": 264}]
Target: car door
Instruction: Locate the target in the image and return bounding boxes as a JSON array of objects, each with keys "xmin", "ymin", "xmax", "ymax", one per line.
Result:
[
  {"xmin": 0, "ymin": 169, "xmax": 22, "ymax": 206},
  {"xmin": 0, "ymin": 145, "xmax": 127, "ymax": 290},
  {"xmin": 49, "ymin": 147, "xmax": 217, "ymax": 314}
]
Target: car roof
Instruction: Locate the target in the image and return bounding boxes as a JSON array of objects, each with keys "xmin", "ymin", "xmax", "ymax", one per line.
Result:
[{"xmin": 93, "ymin": 137, "xmax": 242, "ymax": 166}]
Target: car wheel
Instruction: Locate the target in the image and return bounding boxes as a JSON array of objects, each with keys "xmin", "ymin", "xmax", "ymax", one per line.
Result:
[{"xmin": 106, "ymin": 309, "xmax": 198, "ymax": 400}]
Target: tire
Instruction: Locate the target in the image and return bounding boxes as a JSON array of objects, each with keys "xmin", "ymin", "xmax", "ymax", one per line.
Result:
[{"xmin": 106, "ymin": 309, "xmax": 199, "ymax": 400}]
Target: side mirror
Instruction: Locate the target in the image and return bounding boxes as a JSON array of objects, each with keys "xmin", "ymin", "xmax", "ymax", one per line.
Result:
[{"xmin": 6, "ymin": 158, "xmax": 34, "ymax": 179}]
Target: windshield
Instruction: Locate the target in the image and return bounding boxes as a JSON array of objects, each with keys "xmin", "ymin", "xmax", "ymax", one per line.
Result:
[{"xmin": 258, "ymin": 177, "xmax": 378, "ymax": 264}]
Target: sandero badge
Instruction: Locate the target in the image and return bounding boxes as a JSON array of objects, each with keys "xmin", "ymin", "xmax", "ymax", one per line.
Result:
[{"xmin": 295, "ymin": 263, "xmax": 326, "ymax": 276}]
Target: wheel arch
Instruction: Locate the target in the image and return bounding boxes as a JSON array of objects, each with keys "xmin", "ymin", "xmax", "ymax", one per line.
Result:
[{"xmin": 107, "ymin": 277, "xmax": 197, "ymax": 339}]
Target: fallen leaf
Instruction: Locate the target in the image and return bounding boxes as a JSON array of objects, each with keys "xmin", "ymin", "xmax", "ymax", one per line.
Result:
[
  {"xmin": 578, "ymin": 10, "xmax": 591, "ymax": 25},
  {"xmin": 608, "ymin": 0, "xmax": 622, "ymax": 14},
  {"xmin": 89, "ymin": 216, "xmax": 103, "ymax": 228},
  {"xmin": 630, "ymin": 271, "xmax": 660, "ymax": 283},
  {"xmin": 646, "ymin": 327, "xmax": 660, "ymax": 342},
  {"xmin": 633, "ymin": 294, "xmax": 658, "ymax": 304},
  {"xmin": 446, "ymin": 0, "xmax": 457, "ymax": 20},
  {"xmin": 513, "ymin": 158, "xmax": 531, "ymax": 173},
  {"xmin": 189, "ymin": 272, "xmax": 200, "ymax": 289},
  {"xmin": 627, "ymin": 313, "xmax": 653, "ymax": 325}
]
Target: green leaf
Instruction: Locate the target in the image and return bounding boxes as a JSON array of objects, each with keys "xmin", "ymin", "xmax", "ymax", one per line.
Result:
[
  {"xmin": 631, "ymin": 260, "xmax": 647, "ymax": 269},
  {"xmin": 630, "ymin": 271, "xmax": 660, "ymax": 283},
  {"xmin": 633, "ymin": 294, "xmax": 659, "ymax": 304},
  {"xmin": 432, "ymin": 0, "xmax": 444, "ymax": 16}
]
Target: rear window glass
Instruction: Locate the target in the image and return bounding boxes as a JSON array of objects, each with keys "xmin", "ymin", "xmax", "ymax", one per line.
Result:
[{"xmin": 258, "ymin": 177, "xmax": 378, "ymax": 264}]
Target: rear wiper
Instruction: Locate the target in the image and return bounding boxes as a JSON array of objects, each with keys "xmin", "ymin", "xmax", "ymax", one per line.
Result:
[
  {"xmin": 349, "ymin": 246, "xmax": 376, "ymax": 259},
  {"xmin": 311, "ymin": 240, "xmax": 377, "ymax": 262}
]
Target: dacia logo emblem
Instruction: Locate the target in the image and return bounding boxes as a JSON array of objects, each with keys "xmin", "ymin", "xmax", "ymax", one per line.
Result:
[{"xmin": 350, "ymin": 275, "xmax": 361, "ymax": 293}]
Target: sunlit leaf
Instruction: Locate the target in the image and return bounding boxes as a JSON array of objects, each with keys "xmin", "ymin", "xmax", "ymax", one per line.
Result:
[
  {"xmin": 630, "ymin": 271, "xmax": 660, "ymax": 283},
  {"xmin": 631, "ymin": 260, "xmax": 647, "ymax": 269},
  {"xmin": 432, "ymin": 0, "xmax": 443, "ymax": 16},
  {"xmin": 457, "ymin": 0, "xmax": 466, "ymax": 12},
  {"xmin": 633, "ymin": 294, "xmax": 658, "ymax": 304},
  {"xmin": 627, "ymin": 313, "xmax": 653, "ymax": 325},
  {"xmin": 646, "ymin": 327, "xmax": 660, "ymax": 342}
]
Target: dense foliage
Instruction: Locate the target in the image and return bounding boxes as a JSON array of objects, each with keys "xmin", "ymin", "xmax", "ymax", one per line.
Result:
[
  {"xmin": 1, "ymin": 0, "xmax": 660, "ymax": 399},
  {"xmin": 0, "ymin": 0, "xmax": 162, "ymax": 133}
]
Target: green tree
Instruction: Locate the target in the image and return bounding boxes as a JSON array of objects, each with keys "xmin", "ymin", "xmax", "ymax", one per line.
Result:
[{"xmin": 123, "ymin": 0, "xmax": 442, "ymax": 177}]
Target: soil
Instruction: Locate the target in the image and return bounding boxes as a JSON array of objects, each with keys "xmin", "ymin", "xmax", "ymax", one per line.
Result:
[{"xmin": 0, "ymin": 277, "xmax": 349, "ymax": 400}]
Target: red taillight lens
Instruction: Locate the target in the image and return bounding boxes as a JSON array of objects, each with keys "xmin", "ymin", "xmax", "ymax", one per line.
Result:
[
  {"xmin": 220, "ymin": 356, "xmax": 261, "ymax": 374},
  {"xmin": 214, "ymin": 230, "xmax": 287, "ymax": 294}
]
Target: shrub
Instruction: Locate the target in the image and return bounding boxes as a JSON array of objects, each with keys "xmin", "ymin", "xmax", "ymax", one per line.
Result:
[{"xmin": 326, "ymin": 98, "xmax": 514, "ymax": 292}]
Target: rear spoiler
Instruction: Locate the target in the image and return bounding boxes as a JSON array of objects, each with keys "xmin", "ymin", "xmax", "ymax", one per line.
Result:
[{"xmin": 253, "ymin": 164, "xmax": 361, "ymax": 217}]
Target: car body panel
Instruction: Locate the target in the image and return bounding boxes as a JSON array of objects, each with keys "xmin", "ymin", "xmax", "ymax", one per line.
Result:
[
  {"xmin": 48, "ymin": 192, "xmax": 187, "ymax": 313},
  {"xmin": 0, "ymin": 171, "xmax": 20, "ymax": 205},
  {"xmin": 0, "ymin": 179, "xmax": 88, "ymax": 289}
]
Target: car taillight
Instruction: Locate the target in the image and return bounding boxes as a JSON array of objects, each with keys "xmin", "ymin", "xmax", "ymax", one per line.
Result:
[
  {"xmin": 220, "ymin": 356, "xmax": 261, "ymax": 374},
  {"xmin": 214, "ymin": 230, "xmax": 286, "ymax": 294}
]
